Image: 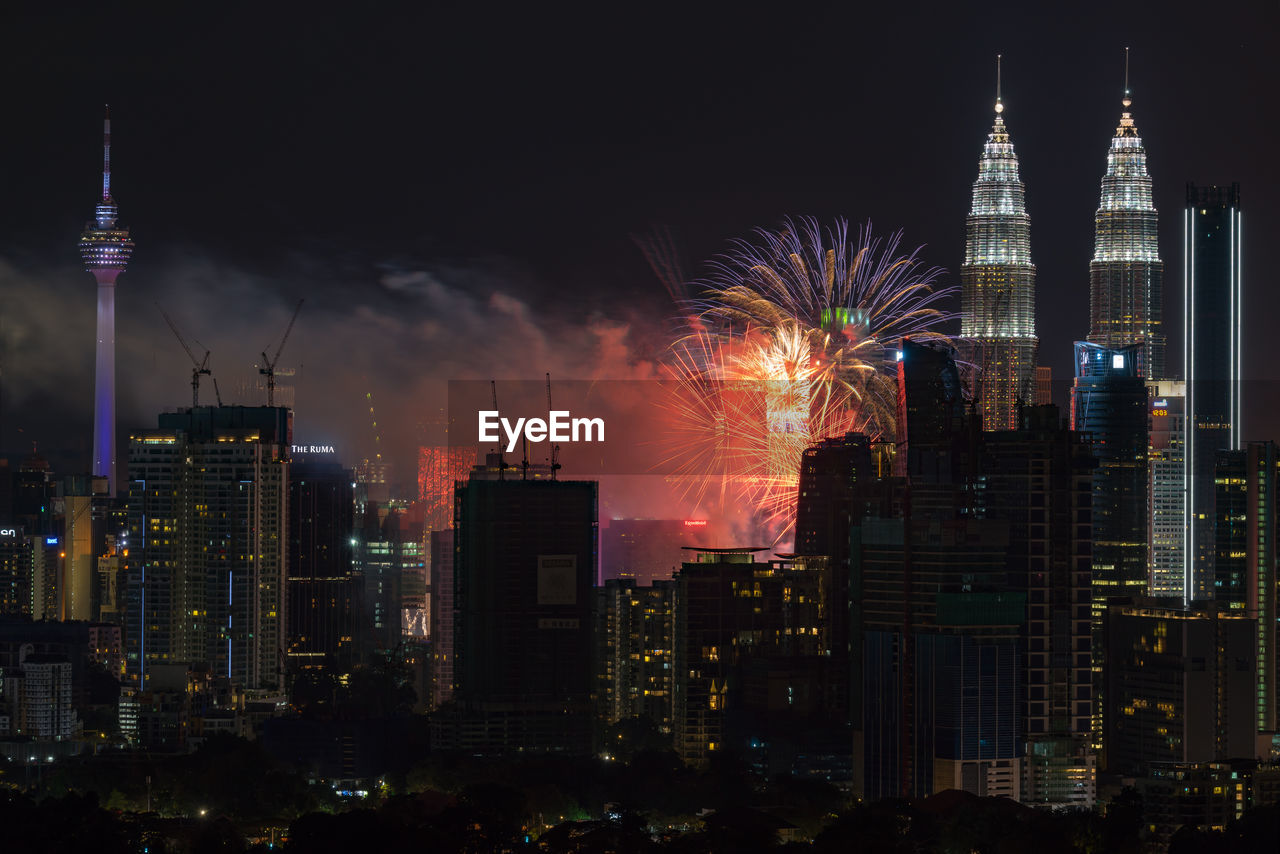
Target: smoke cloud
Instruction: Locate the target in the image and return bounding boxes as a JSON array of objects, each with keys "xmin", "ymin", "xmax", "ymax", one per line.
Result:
[{"xmin": 0, "ymin": 246, "xmax": 773, "ymax": 546}]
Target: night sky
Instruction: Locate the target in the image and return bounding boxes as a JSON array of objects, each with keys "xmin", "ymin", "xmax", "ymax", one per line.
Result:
[{"xmin": 0, "ymin": 3, "xmax": 1275, "ymax": 499}]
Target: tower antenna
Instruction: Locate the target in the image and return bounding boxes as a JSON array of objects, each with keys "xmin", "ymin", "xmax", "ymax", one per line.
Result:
[
  {"xmin": 491, "ymin": 380, "xmax": 508, "ymax": 480},
  {"xmin": 102, "ymin": 105, "xmax": 111, "ymax": 201},
  {"xmin": 995, "ymin": 54, "xmax": 1003, "ymax": 114},
  {"xmin": 1123, "ymin": 47, "xmax": 1131, "ymax": 108}
]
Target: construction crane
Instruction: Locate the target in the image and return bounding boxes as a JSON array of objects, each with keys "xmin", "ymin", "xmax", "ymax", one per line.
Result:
[
  {"xmin": 261, "ymin": 299, "xmax": 304, "ymax": 407},
  {"xmin": 158, "ymin": 305, "xmax": 211, "ymax": 407},
  {"xmin": 546, "ymin": 372, "xmax": 561, "ymax": 479}
]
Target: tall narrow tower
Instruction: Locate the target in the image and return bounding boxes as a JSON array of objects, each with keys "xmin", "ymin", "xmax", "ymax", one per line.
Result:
[
  {"xmin": 959, "ymin": 56, "xmax": 1038, "ymax": 431},
  {"xmin": 79, "ymin": 107, "xmax": 134, "ymax": 496},
  {"xmin": 1087, "ymin": 50, "xmax": 1164, "ymax": 380}
]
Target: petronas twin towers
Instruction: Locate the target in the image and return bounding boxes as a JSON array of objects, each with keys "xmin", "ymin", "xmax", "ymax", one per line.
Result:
[{"xmin": 961, "ymin": 56, "xmax": 1163, "ymax": 430}]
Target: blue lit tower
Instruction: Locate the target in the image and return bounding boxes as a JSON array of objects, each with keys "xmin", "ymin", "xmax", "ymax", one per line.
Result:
[
  {"xmin": 1087, "ymin": 52, "xmax": 1165, "ymax": 381},
  {"xmin": 79, "ymin": 107, "xmax": 134, "ymax": 496},
  {"xmin": 959, "ymin": 56, "xmax": 1038, "ymax": 431}
]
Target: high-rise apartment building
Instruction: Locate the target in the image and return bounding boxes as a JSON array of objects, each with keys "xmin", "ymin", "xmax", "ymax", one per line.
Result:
[
  {"xmin": 1186, "ymin": 183, "xmax": 1243, "ymax": 602},
  {"xmin": 1104, "ymin": 601, "xmax": 1255, "ymax": 773},
  {"xmin": 0, "ymin": 530, "xmax": 32, "ymax": 616},
  {"xmin": 594, "ymin": 577, "xmax": 675, "ymax": 734},
  {"xmin": 1087, "ymin": 75, "xmax": 1164, "ymax": 380},
  {"xmin": 125, "ymin": 407, "xmax": 290, "ymax": 691},
  {"xmin": 1214, "ymin": 442, "xmax": 1277, "ymax": 735},
  {"xmin": 428, "ymin": 528, "xmax": 454, "ymax": 709},
  {"xmin": 983, "ymin": 405, "xmax": 1097, "ymax": 807},
  {"xmin": 1147, "ymin": 381, "xmax": 1187, "ymax": 598},
  {"xmin": 446, "ymin": 475, "xmax": 597, "ymax": 753},
  {"xmin": 959, "ymin": 68, "xmax": 1037, "ymax": 431},
  {"xmin": 859, "ymin": 516, "xmax": 1024, "ymax": 800},
  {"xmin": 1071, "ymin": 342, "xmax": 1149, "ymax": 745},
  {"xmin": 287, "ymin": 460, "xmax": 356, "ymax": 673}
]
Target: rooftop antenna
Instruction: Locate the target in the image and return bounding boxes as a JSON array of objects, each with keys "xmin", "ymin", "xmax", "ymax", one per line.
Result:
[
  {"xmin": 491, "ymin": 380, "xmax": 507, "ymax": 480},
  {"xmin": 102, "ymin": 105, "xmax": 112, "ymax": 201},
  {"xmin": 994, "ymin": 54, "xmax": 1003, "ymax": 114},
  {"xmin": 1122, "ymin": 46, "xmax": 1132, "ymax": 108}
]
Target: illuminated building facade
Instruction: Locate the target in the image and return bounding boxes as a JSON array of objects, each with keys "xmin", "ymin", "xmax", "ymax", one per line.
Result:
[
  {"xmin": 959, "ymin": 82, "xmax": 1037, "ymax": 431},
  {"xmin": 79, "ymin": 109, "xmax": 134, "ymax": 497},
  {"xmin": 1186, "ymin": 183, "xmax": 1243, "ymax": 603},
  {"xmin": 125, "ymin": 407, "xmax": 290, "ymax": 692},
  {"xmin": 1104, "ymin": 601, "xmax": 1255, "ymax": 774},
  {"xmin": 428, "ymin": 529, "xmax": 453, "ymax": 709},
  {"xmin": 1087, "ymin": 84, "xmax": 1164, "ymax": 381},
  {"xmin": 1034, "ymin": 366, "xmax": 1053, "ymax": 406},
  {"xmin": 287, "ymin": 460, "xmax": 356, "ymax": 672},
  {"xmin": 0, "ymin": 531, "xmax": 33, "ymax": 616},
  {"xmin": 1213, "ymin": 442, "xmax": 1277, "ymax": 734},
  {"xmin": 1070, "ymin": 342, "xmax": 1149, "ymax": 745},
  {"xmin": 1147, "ymin": 380, "xmax": 1187, "ymax": 597},
  {"xmin": 416, "ymin": 446, "xmax": 475, "ymax": 532},
  {"xmin": 594, "ymin": 577, "xmax": 675, "ymax": 733}
]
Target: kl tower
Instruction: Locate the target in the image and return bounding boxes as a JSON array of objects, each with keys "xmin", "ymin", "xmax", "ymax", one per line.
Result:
[{"xmin": 79, "ymin": 107, "xmax": 134, "ymax": 496}]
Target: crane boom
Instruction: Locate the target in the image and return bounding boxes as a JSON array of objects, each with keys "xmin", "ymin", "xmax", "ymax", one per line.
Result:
[
  {"xmin": 159, "ymin": 305, "xmax": 199, "ymax": 367},
  {"xmin": 272, "ymin": 299, "xmax": 304, "ymax": 366},
  {"xmin": 546, "ymin": 372, "xmax": 561, "ymax": 478},
  {"xmin": 158, "ymin": 304, "xmax": 212, "ymax": 407},
  {"xmin": 261, "ymin": 299, "xmax": 305, "ymax": 406}
]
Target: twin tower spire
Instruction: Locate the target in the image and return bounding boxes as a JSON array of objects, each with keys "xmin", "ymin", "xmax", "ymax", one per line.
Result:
[{"xmin": 960, "ymin": 49, "xmax": 1162, "ymax": 431}]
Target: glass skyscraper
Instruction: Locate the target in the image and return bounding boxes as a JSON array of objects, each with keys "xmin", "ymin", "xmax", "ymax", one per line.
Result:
[
  {"xmin": 1087, "ymin": 86, "xmax": 1164, "ymax": 381},
  {"xmin": 1185, "ymin": 183, "xmax": 1242, "ymax": 603},
  {"xmin": 1070, "ymin": 341, "xmax": 1149, "ymax": 745},
  {"xmin": 960, "ymin": 84, "xmax": 1037, "ymax": 431}
]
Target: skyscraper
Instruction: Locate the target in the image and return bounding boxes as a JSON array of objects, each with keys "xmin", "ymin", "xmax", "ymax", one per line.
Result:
[
  {"xmin": 594, "ymin": 577, "xmax": 675, "ymax": 734},
  {"xmin": 1147, "ymin": 380, "xmax": 1186, "ymax": 597},
  {"xmin": 983, "ymin": 405, "xmax": 1097, "ymax": 807},
  {"xmin": 287, "ymin": 460, "xmax": 356, "ymax": 673},
  {"xmin": 1213, "ymin": 442, "xmax": 1277, "ymax": 735},
  {"xmin": 1104, "ymin": 601, "xmax": 1255, "ymax": 774},
  {"xmin": 959, "ymin": 59, "xmax": 1037, "ymax": 430},
  {"xmin": 1070, "ymin": 341, "xmax": 1149, "ymax": 745},
  {"xmin": 79, "ymin": 108, "xmax": 134, "ymax": 497},
  {"xmin": 1186, "ymin": 183, "xmax": 1242, "ymax": 602},
  {"xmin": 859, "ymin": 516, "xmax": 1024, "ymax": 800},
  {"xmin": 125, "ymin": 407, "xmax": 290, "ymax": 691},
  {"xmin": 447, "ymin": 474, "xmax": 597, "ymax": 753},
  {"xmin": 1087, "ymin": 59, "xmax": 1165, "ymax": 380}
]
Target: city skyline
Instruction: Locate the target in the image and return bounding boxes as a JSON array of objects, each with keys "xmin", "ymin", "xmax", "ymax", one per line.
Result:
[
  {"xmin": 0, "ymin": 5, "xmax": 1274, "ymax": 499},
  {"xmin": 0, "ymin": 7, "xmax": 1277, "ymax": 849}
]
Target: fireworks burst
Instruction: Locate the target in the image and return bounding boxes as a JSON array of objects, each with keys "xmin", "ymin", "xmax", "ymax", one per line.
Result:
[{"xmin": 659, "ymin": 217, "xmax": 955, "ymax": 539}]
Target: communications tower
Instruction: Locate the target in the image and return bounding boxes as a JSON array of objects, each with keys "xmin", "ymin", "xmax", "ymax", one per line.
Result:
[{"xmin": 79, "ymin": 107, "xmax": 134, "ymax": 495}]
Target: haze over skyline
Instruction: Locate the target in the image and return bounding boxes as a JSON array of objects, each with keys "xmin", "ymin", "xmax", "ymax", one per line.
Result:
[{"xmin": 0, "ymin": 3, "xmax": 1274, "ymax": 504}]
